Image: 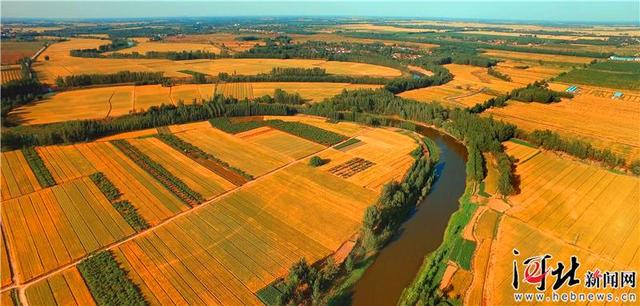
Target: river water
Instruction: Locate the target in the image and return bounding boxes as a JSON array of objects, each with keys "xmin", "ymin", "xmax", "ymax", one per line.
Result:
[{"xmin": 350, "ymin": 125, "xmax": 468, "ymax": 306}]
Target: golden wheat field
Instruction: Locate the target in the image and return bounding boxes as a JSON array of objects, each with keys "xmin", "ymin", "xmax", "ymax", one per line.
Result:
[
  {"xmin": 399, "ymin": 64, "xmax": 534, "ymax": 108},
  {"xmin": 1, "ymin": 68, "xmax": 22, "ymax": 84},
  {"xmin": 8, "ymin": 84, "xmax": 214, "ymax": 125},
  {"xmin": 311, "ymin": 127, "xmax": 418, "ymax": 192},
  {"xmin": 3, "ymin": 116, "xmax": 420, "ymax": 305},
  {"xmin": 2, "ymin": 177, "xmax": 136, "ymax": 282},
  {"xmin": 9, "ymin": 81, "xmax": 384, "ymax": 125},
  {"xmin": 474, "ymin": 146, "xmax": 640, "ymax": 305},
  {"xmin": 484, "ymin": 94, "xmax": 640, "ymax": 160},
  {"xmin": 32, "ymin": 38, "xmax": 402, "ymax": 83}
]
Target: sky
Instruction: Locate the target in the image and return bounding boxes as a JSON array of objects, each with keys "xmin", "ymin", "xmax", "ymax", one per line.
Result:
[{"xmin": 2, "ymin": 1, "xmax": 639, "ymax": 24}]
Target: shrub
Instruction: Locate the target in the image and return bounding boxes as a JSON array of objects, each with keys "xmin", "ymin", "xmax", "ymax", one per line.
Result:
[{"xmin": 309, "ymin": 156, "xmax": 328, "ymax": 167}]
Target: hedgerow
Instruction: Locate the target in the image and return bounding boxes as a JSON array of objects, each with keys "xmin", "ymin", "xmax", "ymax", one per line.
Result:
[
  {"xmin": 111, "ymin": 139, "xmax": 204, "ymax": 206},
  {"xmin": 89, "ymin": 172, "xmax": 149, "ymax": 231},
  {"xmin": 155, "ymin": 133, "xmax": 253, "ymax": 180}
]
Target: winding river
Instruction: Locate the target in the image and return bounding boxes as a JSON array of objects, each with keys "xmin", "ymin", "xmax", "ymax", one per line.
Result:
[{"xmin": 350, "ymin": 125, "xmax": 468, "ymax": 306}]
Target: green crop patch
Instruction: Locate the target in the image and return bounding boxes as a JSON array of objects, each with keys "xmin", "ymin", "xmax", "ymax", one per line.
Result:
[{"xmin": 21, "ymin": 147, "xmax": 56, "ymax": 188}]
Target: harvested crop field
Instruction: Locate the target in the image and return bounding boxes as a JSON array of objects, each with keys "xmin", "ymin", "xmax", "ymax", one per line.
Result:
[
  {"xmin": 477, "ymin": 148, "xmax": 639, "ymax": 305},
  {"xmin": 33, "ymin": 38, "xmax": 402, "ymax": 83},
  {"xmin": 1, "ymin": 68, "xmax": 22, "ymax": 84},
  {"xmin": 2, "ymin": 177, "xmax": 135, "ymax": 282},
  {"xmin": 485, "ymin": 94, "xmax": 640, "ymax": 160}
]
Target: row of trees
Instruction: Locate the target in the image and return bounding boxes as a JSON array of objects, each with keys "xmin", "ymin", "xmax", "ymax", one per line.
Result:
[
  {"xmin": 469, "ymin": 81, "xmax": 573, "ymax": 113},
  {"xmin": 55, "ymin": 71, "xmax": 166, "ymax": 88},
  {"xmin": 1, "ymin": 97, "xmax": 297, "ymax": 150},
  {"xmin": 520, "ymin": 129, "xmax": 630, "ymax": 169},
  {"xmin": 1, "ymin": 78, "xmax": 45, "ymax": 125},
  {"xmin": 254, "ymin": 88, "xmax": 305, "ymax": 105},
  {"xmin": 69, "ymin": 38, "xmax": 134, "ymax": 57},
  {"xmin": 510, "ymin": 81, "xmax": 573, "ymax": 103}
]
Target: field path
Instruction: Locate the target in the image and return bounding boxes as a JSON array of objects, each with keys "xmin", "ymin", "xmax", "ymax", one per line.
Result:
[{"xmin": 5, "ymin": 128, "xmax": 373, "ymax": 306}]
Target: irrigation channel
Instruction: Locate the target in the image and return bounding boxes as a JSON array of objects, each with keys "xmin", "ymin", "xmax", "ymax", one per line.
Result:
[{"xmin": 350, "ymin": 125, "xmax": 468, "ymax": 306}]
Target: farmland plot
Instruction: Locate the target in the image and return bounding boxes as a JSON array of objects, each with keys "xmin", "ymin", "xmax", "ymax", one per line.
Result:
[
  {"xmin": 115, "ymin": 162, "xmax": 377, "ymax": 303},
  {"xmin": 76, "ymin": 142, "xmax": 188, "ymax": 225},
  {"xmin": 215, "ymin": 82, "xmax": 255, "ymax": 100},
  {"xmin": 1, "ymin": 232, "xmax": 12, "ymax": 288},
  {"xmin": 312, "ymin": 128, "xmax": 418, "ymax": 191},
  {"xmin": 1, "ymin": 178, "xmax": 134, "ymax": 282},
  {"xmin": 1, "ymin": 68, "xmax": 22, "ymax": 84},
  {"xmin": 481, "ymin": 49, "xmax": 594, "ymax": 65},
  {"xmin": 127, "ymin": 137, "xmax": 236, "ymax": 199},
  {"xmin": 479, "ymin": 148, "xmax": 640, "ymax": 305},
  {"xmin": 25, "ymin": 267, "xmax": 96, "ymax": 306},
  {"xmin": 485, "ymin": 93, "xmax": 640, "ymax": 160},
  {"xmin": 262, "ymin": 115, "xmax": 365, "ymax": 137},
  {"xmin": 1, "ymin": 150, "xmax": 42, "ymax": 201},
  {"xmin": 176, "ymin": 126, "xmax": 291, "ymax": 177},
  {"xmin": 33, "ymin": 38, "xmax": 402, "ymax": 84},
  {"xmin": 238, "ymin": 127, "xmax": 326, "ymax": 160},
  {"xmin": 35, "ymin": 145, "xmax": 96, "ymax": 183},
  {"xmin": 399, "ymin": 64, "xmax": 526, "ymax": 108}
]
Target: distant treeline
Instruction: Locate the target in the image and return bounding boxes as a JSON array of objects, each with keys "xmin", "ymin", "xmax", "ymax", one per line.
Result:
[
  {"xmin": 1, "ymin": 97, "xmax": 299, "ymax": 150},
  {"xmin": 237, "ymin": 39, "xmax": 409, "ymax": 71},
  {"xmin": 55, "ymin": 71, "xmax": 166, "ymax": 88},
  {"xmin": 217, "ymin": 67, "xmax": 390, "ymax": 84},
  {"xmin": 343, "ymin": 32, "xmax": 616, "ymax": 58},
  {"xmin": 384, "ymin": 64, "xmax": 452, "ymax": 94},
  {"xmin": 69, "ymin": 38, "xmax": 135, "ymax": 57},
  {"xmin": 519, "ymin": 130, "xmax": 629, "ymax": 170}
]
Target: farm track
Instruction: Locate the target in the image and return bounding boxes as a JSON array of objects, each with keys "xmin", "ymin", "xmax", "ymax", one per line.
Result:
[{"xmin": 5, "ymin": 129, "xmax": 371, "ymax": 306}]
